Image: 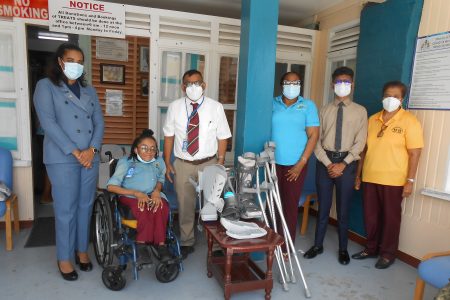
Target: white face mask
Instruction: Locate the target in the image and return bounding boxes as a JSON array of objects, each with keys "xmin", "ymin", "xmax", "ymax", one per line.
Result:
[
  {"xmin": 382, "ymin": 97, "xmax": 402, "ymax": 112},
  {"xmin": 282, "ymin": 85, "xmax": 301, "ymax": 100},
  {"xmin": 136, "ymin": 153, "xmax": 155, "ymax": 164},
  {"xmin": 334, "ymin": 83, "xmax": 352, "ymax": 98},
  {"xmin": 186, "ymin": 85, "xmax": 203, "ymax": 101},
  {"xmin": 61, "ymin": 61, "xmax": 84, "ymax": 80}
]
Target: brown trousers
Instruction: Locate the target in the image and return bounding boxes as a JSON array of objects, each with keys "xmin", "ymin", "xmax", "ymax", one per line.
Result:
[{"xmin": 173, "ymin": 158, "xmax": 217, "ymax": 246}]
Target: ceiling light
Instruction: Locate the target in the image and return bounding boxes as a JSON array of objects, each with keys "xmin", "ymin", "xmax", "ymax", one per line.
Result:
[{"xmin": 38, "ymin": 32, "xmax": 69, "ymax": 41}]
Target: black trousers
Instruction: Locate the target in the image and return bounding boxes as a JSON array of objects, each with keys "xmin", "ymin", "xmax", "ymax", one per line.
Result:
[{"xmin": 314, "ymin": 160, "xmax": 357, "ymax": 250}]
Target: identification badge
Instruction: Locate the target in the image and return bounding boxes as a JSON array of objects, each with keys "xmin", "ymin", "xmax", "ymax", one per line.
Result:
[
  {"xmin": 182, "ymin": 140, "xmax": 188, "ymax": 152},
  {"xmin": 125, "ymin": 167, "xmax": 135, "ymax": 178}
]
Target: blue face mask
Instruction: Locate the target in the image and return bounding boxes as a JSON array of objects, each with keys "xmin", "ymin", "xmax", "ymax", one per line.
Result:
[
  {"xmin": 282, "ymin": 85, "xmax": 301, "ymax": 100},
  {"xmin": 136, "ymin": 153, "xmax": 155, "ymax": 164},
  {"xmin": 62, "ymin": 61, "xmax": 84, "ymax": 80}
]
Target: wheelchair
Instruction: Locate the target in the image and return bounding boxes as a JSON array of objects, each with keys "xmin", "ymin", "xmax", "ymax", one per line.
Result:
[{"xmin": 91, "ymin": 145, "xmax": 183, "ymax": 291}]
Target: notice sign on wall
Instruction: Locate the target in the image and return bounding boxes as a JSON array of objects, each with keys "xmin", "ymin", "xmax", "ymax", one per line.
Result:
[
  {"xmin": 49, "ymin": 0, "xmax": 125, "ymax": 39},
  {"xmin": 408, "ymin": 31, "xmax": 450, "ymax": 110}
]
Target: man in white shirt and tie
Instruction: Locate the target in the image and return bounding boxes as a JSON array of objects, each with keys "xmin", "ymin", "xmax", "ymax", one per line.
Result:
[{"xmin": 163, "ymin": 69, "xmax": 232, "ymax": 259}]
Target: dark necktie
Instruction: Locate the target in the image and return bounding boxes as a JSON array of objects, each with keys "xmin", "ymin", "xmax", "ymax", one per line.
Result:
[
  {"xmin": 187, "ymin": 103, "xmax": 199, "ymax": 156},
  {"xmin": 335, "ymin": 102, "xmax": 344, "ymax": 151}
]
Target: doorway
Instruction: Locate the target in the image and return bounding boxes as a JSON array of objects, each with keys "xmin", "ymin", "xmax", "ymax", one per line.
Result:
[{"xmin": 26, "ymin": 25, "xmax": 78, "ymax": 218}]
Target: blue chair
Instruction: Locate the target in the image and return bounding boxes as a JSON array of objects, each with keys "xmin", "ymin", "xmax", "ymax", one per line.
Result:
[
  {"xmin": 413, "ymin": 250, "xmax": 450, "ymax": 300},
  {"xmin": 298, "ymin": 154, "xmax": 318, "ymax": 235},
  {"xmin": 0, "ymin": 147, "xmax": 20, "ymax": 250}
]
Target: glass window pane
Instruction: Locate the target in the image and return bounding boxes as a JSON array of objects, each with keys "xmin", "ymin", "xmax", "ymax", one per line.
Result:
[
  {"xmin": 291, "ymin": 64, "xmax": 306, "ymax": 97},
  {"xmin": 185, "ymin": 53, "xmax": 205, "ymax": 75},
  {"xmin": 346, "ymin": 58, "xmax": 357, "ymax": 75},
  {"xmin": 0, "ymin": 33, "xmax": 15, "ymax": 93},
  {"xmin": 224, "ymin": 110, "xmax": 234, "ymax": 152},
  {"xmin": 218, "ymin": 56, "xmax": 238, "ymax": 105},
  {"xmin": 273, "ymin": 62, "xmax": 288, "ymax": 97},
  {"xmin": 160, "ymin": 51, "xmax": 182, "ymax": 102}
]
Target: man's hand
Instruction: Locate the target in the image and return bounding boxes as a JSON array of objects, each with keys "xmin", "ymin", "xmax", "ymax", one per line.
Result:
[
  {"xmin": 402, "ymin": 181, "xmax": 413, "ymax": 198},
  {"xmin": 286, "ymin": 161, "xmax": 305, "ymax": 182},
  {"xmin": 328, "ymin": 162, "xmax": 346, "ymax": 178},
  {"xmin": 165, "ymin": 163, "xmax": 176, "ymax": 183}
]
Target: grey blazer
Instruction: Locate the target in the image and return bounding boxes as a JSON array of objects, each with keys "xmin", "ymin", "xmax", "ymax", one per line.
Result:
[{"xmin": 33, "ymin": 78, "xmax": 104, "ymax": 164}]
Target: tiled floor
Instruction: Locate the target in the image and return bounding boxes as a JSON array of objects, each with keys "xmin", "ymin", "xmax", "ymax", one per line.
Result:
[{"xmin": 0, "ymin": 214, "xmax": 438, "ymax": 300}]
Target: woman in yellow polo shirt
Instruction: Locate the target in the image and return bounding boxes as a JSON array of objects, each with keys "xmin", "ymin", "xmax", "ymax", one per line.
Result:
[{"xmin": 352, "ymin": 81, "xmax": 423, "ymax": 269}]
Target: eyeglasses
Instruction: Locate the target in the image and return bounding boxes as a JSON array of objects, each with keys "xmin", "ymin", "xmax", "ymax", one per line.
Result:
[
  {"xmin": 184, "ymin": 81, "xmax": 203, "ymax": 87},
  {"xmin": 377, "ymin": 124, "xmax": 388, "ymax": 138},
  {"xmin": 282, "ymin": 80, "xmax": 301, "ymax": 86},
  {"xmin": 334, "ymin": 80, "xmax": 352, "ymax": 85},
  {"xmin": 138, "ymin": 145, "xmax": 157, "ymax": 153}
]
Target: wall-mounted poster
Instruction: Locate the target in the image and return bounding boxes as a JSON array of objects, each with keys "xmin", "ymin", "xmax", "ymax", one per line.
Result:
[
  {"xmin": 100, "ymin": 64, "xmax": 125, "ymax": 84},
  {"xmin": 140, "ymin": 47, "xmax": 149, "ymax": 72},
  {"xmin": 96, "ymin": 38, "xmax": 128, "ymax": 62},
  {"xmin": 408, "ymin": 31, "xmax": 450, "ymax": 110},
  {"xmin": 105, "ymin": 89, "xmax": 123, "ymax": 116}
]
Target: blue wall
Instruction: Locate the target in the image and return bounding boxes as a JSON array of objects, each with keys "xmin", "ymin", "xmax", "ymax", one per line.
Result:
[{"xmin": 350, "ymin": 0, "xmax": 424, "ymax": 235}]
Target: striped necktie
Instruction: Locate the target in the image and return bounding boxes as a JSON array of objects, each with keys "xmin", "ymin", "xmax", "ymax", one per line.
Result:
[{"xmin": 187, "ymin": 102, "xmax": 199, "ymax": 156}]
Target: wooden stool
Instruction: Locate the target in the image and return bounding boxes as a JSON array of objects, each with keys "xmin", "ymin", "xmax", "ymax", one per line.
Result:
[
  {"xmin": 5, "ymin": 193, "xmax": 19, "ymax": 251},
  {"xmin": 299, "ymin": 193, "xmax": 318, "ymax": 235}
]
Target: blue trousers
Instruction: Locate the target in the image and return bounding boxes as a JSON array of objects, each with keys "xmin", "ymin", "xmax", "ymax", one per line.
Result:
[
  {"xmin": 314, "ymin": 160, "xmax": 356, "ymax": 250},
  {"xmin": 46, "ymin": 162, "xmax": 99, "ymax": 261}
]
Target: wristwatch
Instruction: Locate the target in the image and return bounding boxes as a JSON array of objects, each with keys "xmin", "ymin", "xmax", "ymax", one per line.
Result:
[
  {"xmin": 91, "ymin": 146, "xmax": 99, "ymax": 154},
  {"xmin": 406, "ymin": 178, "xmax": 415, "ymax": 183}
]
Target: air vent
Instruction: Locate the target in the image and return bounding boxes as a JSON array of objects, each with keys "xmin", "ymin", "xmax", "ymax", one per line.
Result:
[
  {"xmin": 125, "ymin": 6, "xmax": 151, "ymax": 36},
  {"xmin": 218, "ymin": 23, "xmax": 241, "ymax": 46},
  {"xmin": 277, "ymin": 26, "xmax": 315, "ymax": 53},
  {"xmin": 329, "ymin": 24, "xmax": 359, "ymax": 53},
  {"xmin": 159, "ymin": 16, "xmax": 211, "ymax": 43}
]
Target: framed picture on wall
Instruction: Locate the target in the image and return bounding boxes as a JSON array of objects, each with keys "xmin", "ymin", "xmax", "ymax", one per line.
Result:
[
  {"xmin": 141, "ymin": 78, "xmax": 149, "ymax": 96},
  {"xmin": 140, "ymin": 46, "xmax": 149, "ymax": 72},
  {"xmin": 100, "ymin": 64, "xmax": 125, "ymax": 84}
]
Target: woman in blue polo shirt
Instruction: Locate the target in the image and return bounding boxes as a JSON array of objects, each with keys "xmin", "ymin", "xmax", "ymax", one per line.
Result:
[{"xmin": 272, "ymin": 71, "xmax": 319, "ymax": 253}]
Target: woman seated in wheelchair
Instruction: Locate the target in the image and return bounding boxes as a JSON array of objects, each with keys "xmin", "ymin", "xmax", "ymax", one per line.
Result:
[{"xmin": 107, "ymin": 129, "xmax": 171, "ymax": 262}]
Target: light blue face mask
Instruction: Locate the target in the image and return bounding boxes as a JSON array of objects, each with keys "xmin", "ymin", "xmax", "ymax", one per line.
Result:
[
  {"xmin": 62, "ymin": 62, "xmax": 84, "ymax": 80},
  {"xmin": 136, "ymin": 153, "xmax": 156, "ymax": 164},
  {"xmin": 282, "ymin": 84, "xmax": 301, "ymax": 100}
]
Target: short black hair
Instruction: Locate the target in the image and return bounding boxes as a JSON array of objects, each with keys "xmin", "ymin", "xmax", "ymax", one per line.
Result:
[
  {"xmin": 182, "ymin": 69, "xmax": 203, "ymax": 83},
  {"xmin": 382, "ymin": 81, "xmax": 408, "ymax": 98},
  {"xmin": 129, "ymin": 129, "xmax": 159, "ymax": 161},
  {"xmin": 280, "ymin": 71, "xmax": 301, "ymax": 85},
  {"xmin": 332, "ymin": 66, "xmax": 354, "ymax": 82},
  {"xmin": 48, "ymin": 43, "xmax": 87, "ymax": 87}
]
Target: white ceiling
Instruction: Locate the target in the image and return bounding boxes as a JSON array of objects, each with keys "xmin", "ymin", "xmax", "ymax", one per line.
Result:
[{"xmin": 104, "ymin": 0, "xmax": 345, "ymax": 26}]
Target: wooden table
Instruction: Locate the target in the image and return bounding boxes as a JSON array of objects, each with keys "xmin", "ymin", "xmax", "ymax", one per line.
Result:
[{"xmin": 203, "ymin": 221, "xmax": 284, "ymax": 300}]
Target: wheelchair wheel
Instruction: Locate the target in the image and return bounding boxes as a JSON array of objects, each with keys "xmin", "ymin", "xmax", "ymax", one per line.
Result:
[
  {"xmin": 92, "ymin": 193, "xmax": 114, "ymax": 267},
  {"xmin": 102, "ymin": 266, "xmax": 126, "ymax": 291},
  {"xmin": 155, "ymin": 262, "xmax": 179, "ymax": 283}
]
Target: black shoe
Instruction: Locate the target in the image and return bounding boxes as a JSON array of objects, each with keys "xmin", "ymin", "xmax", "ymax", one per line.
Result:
[
  {"xmin": 303, "ymin": 246, "xmax": 323, "ymax": 259},
  {"xmin": 375, "ymin": 257, "xmax": 394, "ymax": 269},
  {"xmin": 180, "ymin": 246, "xmax": 195, "ymax": 259},
  {"xmin": 137, "ymin": 244, "xmax": 153, "ymax": 265},
  {"xmin": 351, "ymin": 250, "xmax": 378, "ymax": 260},
  {"xmin": 156, "ymin": 245, "xmax": 172, "ymax": 263},
  {"xmin": 58, "ymin": 262, "xmax": 78, "ymax": 281},
  {"xmin": 338, "ymin": 250, "xmax": 350, "ymax": 265},
  {"xmin": 75, "ymin": 255, "xmax": 93, "ymax": 272}
]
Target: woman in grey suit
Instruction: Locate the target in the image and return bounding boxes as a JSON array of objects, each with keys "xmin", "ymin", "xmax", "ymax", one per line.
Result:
[{"xmin": 33, "ymin": 43, "xmax": 104, "ymax": 281}]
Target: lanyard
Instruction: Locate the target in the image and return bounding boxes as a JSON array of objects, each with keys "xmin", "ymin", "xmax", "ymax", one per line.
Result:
[{"xmin": 184, "ymin": 96, "xmax": 204, "ymax": 133}]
